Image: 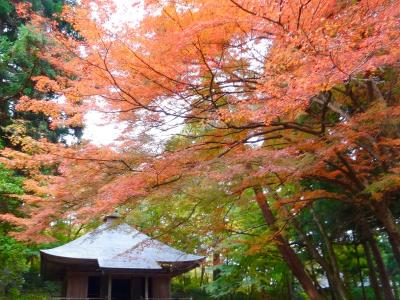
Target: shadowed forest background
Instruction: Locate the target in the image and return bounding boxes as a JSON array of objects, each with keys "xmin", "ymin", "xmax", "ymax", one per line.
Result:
[{"xmin": 0, "ymin": 0, "xmax": 399, "ymax": 299}]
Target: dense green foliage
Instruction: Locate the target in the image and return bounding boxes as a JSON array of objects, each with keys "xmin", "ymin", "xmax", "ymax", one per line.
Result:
[
  {"xmin": 0, "ymin": 1, "xmax": 79, "ymax": 297},
  {"xmin": 0, "ymin": 160, "xmax": 61, "ymax": 297}
]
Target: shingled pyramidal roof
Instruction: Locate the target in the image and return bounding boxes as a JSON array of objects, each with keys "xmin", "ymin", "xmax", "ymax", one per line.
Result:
[{"xmin": 41, "ymin": 216, "xmax": 204, "ymax": 272}]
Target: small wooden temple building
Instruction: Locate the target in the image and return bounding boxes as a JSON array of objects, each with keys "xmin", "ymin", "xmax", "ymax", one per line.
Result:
[{"xmin": 40, "ymin": 215, "xmax": 204, "ymax": 300}]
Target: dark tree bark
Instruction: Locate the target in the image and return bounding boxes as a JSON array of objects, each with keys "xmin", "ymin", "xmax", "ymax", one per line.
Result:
[
  {"xmin": 212, "ymin": 251, "xmax": 221, "ymax": 281},
  {"xmin": 200, "ymin": 264, "xmax": 205, "ymax": 286},
  {"xmin": 253, "ymin": 185, "xmax": 323, "ymax": 300},
  {"xmin": 368, "ymin": 236, "xmax": 395, "ymax": 300},
  {"xmin": 360, "ymin": 220, "xmax": 395, "ymax": 300},
  {"xmin": 362, "ymin": 238, "xmax": 382, "ymax": 300},
  {"xmin": 353, "ymin": 242, "xmax": 367, "ymax": 300},
  {"xmin": 287, "ymin": 272, "xmax": 293, "ymax": 300},
  {"xmin": 290, "ymin": 211, "xmax": 345, "ymax": 300},
  {"xmin": 310, "ymin": 204, "xmax": 350, "ymax": 300},
  {"xmin": 372, "ymin": 202, "xmax": 400, "ymax": 268},
  {"xmin": 393, "ymin": 279, "xmax": 400, "ymax": 300}
]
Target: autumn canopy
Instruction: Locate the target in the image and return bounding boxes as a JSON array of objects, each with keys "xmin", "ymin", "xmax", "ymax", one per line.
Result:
[{"xmin": 0, "ymin": 0, "xmax": 399, "ymax": 299}]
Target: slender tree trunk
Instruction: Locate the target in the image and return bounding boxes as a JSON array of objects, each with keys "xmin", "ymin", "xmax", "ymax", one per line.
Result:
[
  {"xmin": 372, "ymin": 202, "xmax": 400, "ymax": 268},
  {"xmin": 291, "ymin": 213, "xmax": 342, "ymax": 299},
  {"xmin": 260, "ymin": 288, "xmax": 268, "ymax": 300},
  {"xmin": 368, "ymin": 236, "xmax": 395, "ymax": 300},
  {"xmin": 212, "ymin": 251, "xmax": 221, "ymax": 281},
  {"xmin": 393, "ymin": 278, "xmax": 400, "ymax": 300},
  {"xmin": 253, "ymin": 186, "xmax": 323, "ymax": 300},
  {"xmin": 287, "ymin": 272, "xmax": 293, "ymax": 300},
  {"xmin": 310, "ymin": 205, "xmax": 350, "ymax": 300},
  {"xmin": 353, "ymin": 242, "xmax": 367, "ymax": 300},
  {"xmin": 362, "ymin": 239, "xmax": 383, "ymax": 300},
  {"xmin": 200, "ymin": 264, "xmax": 205, "ymax": 286},
  {"xmin": 360, "ymin": 220, "xmax": 395, "ymax": 300}
]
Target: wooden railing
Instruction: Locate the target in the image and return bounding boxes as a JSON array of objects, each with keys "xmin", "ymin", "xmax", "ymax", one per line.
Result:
[
  {"xmin": 51, "ymin": 297, "xmax": 192, "ymax": 300},
  {"xmin": 51, "ymin": 298, "xmax": 104, "ymax": 300},
  {"xmin": 141, "ymin": 298, "xmax": 193, "ymax": 300},
  {"xmin": 140, "ymin": 297, "xmax": 193, "ymax": 300}
]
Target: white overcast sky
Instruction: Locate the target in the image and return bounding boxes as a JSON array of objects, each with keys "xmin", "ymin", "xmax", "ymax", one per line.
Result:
[
  {"xmin": 82, "ymin": 0, "xmax": 144, "ymax": 146},
  {"xmin": 80, "ymin": 0, "xmax": 269, "ymax": 146}
]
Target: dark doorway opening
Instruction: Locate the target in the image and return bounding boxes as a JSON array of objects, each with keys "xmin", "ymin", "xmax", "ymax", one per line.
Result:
[
  {"xmin": 131, "ymin": 277, "xmax": 144, "ymax": 300},
  {"xmin": 128, "ymin": 277, "xmax": 153, "ymax": 300},
  {"xmin": 87, "ymin": 276, "xmax": 101, "ymax": 298},
  {"xmin": 112, "ymin": 278, "xmax": 132, "ymax": 300}
]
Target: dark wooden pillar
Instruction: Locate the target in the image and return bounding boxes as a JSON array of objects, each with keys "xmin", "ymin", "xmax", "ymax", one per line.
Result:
[
  {"xmin": 131, "ymin": 277, "xmax": 145, "ymax": 300},
  {"xmin": 151, "ymin": 277, "xmax": 171, "ymax": 298},
  {"xmin": 66, "ymin": 272, "xmax": 88, "ymax": 298},
  {"xmin": 61, "ymin": 274, "xmax": 68, "ymax": 297},
  {"xmin": 100, "ymin": 275, "xmax": 108, "ymax": 299}
]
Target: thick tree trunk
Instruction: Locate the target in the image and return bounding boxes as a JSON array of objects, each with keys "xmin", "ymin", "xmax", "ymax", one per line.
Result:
[
  {"xmin": 372, "ymin": 202, "xmax": 400, "ymax": 268},
  {"xmin": 310, "ymin": 205, "xmax": 350, "ymax": 300},
  {"xmin": 253, "ymin": 186, "xmax": 323, "ymax": 300}
]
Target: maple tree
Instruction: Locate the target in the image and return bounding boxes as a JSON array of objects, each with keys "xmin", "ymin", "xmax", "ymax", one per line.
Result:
[
  {"xmin": 0, "ymin": 0, "xmax": 83, "ymax": 241},
  {"xmin": 0, "ymin": 1, "xmax": 84, "ymax": 296},
  {"xmin": 0, "ymin": 0, "xmax": 399, "ymax": 298}
]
